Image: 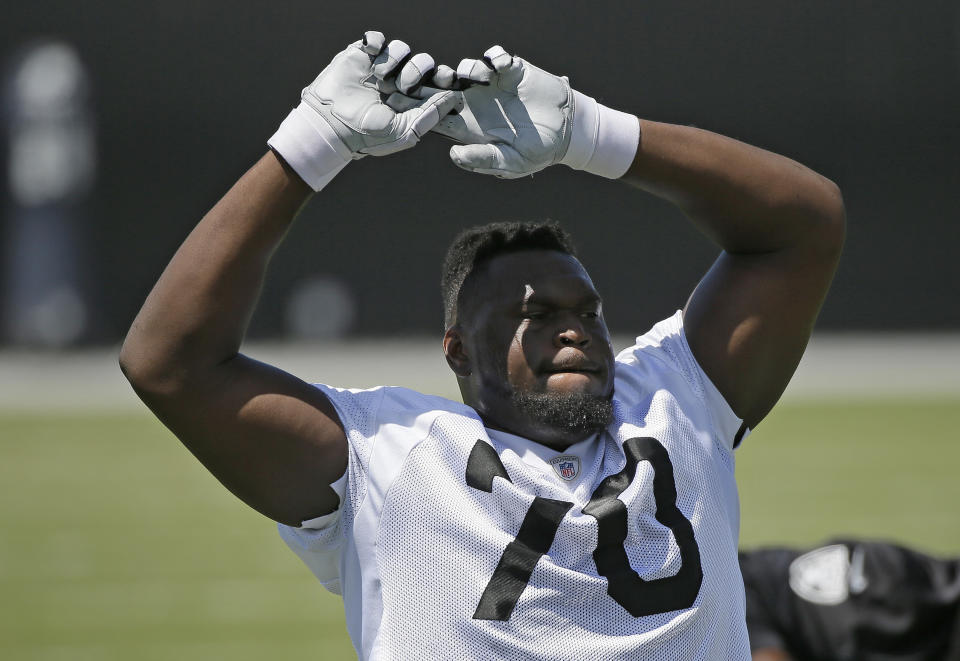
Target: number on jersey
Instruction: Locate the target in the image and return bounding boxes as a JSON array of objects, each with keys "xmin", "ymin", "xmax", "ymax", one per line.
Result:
[{"xmin": 465, "ymin": 436, "xmax": 702, "ymax": 620}]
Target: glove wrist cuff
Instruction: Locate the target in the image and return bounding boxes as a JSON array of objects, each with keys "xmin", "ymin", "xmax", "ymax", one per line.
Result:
[
  {"xmin": 267, "ymin": 103, "xmax": 352, "ymax": 192},
  {"xmin": 562, "ymin": 90, "xmax": 640, "ymax": 179}
]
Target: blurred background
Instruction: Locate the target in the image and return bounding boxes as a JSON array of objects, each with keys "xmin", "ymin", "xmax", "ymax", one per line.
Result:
[{"xmin": 1, "ymin": 1, "xmax": 958, "ymax": 659}]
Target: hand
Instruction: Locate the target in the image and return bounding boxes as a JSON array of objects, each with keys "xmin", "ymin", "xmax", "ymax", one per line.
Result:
[
  {"xmin": 269, "ymin": 31, "xmax": 463, "ymax": 191},
  {"xmin": 395, "ymin": 46, "xmax": 639, "ymax": 180},
  {"xmin": 435, "ymin": 46, "xmax": 573, "ymax": 178},
  {"xmin": 304, "ymin": 31, "xmax": 461, "ymax": 157}
]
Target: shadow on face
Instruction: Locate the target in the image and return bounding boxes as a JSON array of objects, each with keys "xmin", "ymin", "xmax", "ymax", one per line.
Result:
[{"xmin": 445, "ymin": 250, "xmax": 616, "ymax": 446}]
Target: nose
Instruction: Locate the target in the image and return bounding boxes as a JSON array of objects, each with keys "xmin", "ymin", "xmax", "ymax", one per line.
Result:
[{"xmin": 554, "ymin": 319, "xmax": 591, "ymax": 348}]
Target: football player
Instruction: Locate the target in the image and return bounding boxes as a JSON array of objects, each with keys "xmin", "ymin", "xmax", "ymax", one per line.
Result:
[
  {"xmin": 120, "ymin": 32, "xmax": 845, "ymax": 659},
  {"xmin": 741, "ymin": 540, "xmax": 960, "ymax": 660}
]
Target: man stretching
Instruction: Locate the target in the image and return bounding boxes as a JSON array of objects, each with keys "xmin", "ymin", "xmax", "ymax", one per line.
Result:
[{"xmin": 120, "ymin": 31, "xmax": 845, "ymax": 659}]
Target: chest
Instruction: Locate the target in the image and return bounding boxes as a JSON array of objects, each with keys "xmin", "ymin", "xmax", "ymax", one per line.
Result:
[{"xmin": 365, "ymin": 393, "xmax": 739, "ymax": 623}]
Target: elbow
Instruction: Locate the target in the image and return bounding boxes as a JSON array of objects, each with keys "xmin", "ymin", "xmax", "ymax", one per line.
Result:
[
  {"xmin": 119, "ymin": 329, "xmax": 230, "ymax": 406},
  {"xmin": 118, "ymin": 336, "xmax": 159, "ymax": 398},
  {"xmin": 118, "ymin": 335, "xmax": 139, "ymax": 385},
  {"xmin": 822, "ymin": 178, "xmax": 846, "ymax": 257},
  {"xmin": 820, "ymin": 177, "xmax": 846, "ymax": 229},
  {"xmin": 806, "ymin": 176, "xmax": 846, "ymax": 261},
  {"xmin": 118, "ymin": 326, "xmax": 152, "ymax": 386},
  {"xmin": 118, "ymin": 333, "xmax": 183, "ymax": 402},
  {"xmin": 118, "ymin": 341, "xmax": 145, "ymax": 389}
]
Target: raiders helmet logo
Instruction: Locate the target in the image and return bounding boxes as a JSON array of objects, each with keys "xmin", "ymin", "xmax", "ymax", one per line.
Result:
[{"xmin": 788, "ymin": 544, "xmax": 851, "ymax": 605}]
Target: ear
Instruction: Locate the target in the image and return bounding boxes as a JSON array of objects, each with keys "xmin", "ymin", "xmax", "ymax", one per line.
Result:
[{"xmin": 443, "ymin": 326, "xmax": 472, "ymax": 377}]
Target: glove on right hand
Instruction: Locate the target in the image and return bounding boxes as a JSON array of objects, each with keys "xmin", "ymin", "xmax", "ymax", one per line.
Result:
[{"xmin": 269, "ymin": 31, "xmax": 462, "ymax": 191}]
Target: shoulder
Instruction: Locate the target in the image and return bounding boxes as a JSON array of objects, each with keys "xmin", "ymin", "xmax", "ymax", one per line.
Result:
[
  {"xmin": 613, "ymin": 310, "xmax": 710, "ymax": 408},
  {"xmin": 617, "ymin": 310, "xmax": 687, "ymax": 357},
  {"xmin": 312, "ymin": 382, "xmax": 478, "ymax": 430},
  {"xmin": 614, "ymin": 311, "xmax": 747, "ymax": 449},
  {"xmin": 614, "ymin": 311, "xmax": 686, "ymax": 381}
]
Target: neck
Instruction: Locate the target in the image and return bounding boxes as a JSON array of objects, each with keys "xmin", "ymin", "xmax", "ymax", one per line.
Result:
[{"xmin": 479, "ymin": 414, "xmax": 592, "ymax": 452}]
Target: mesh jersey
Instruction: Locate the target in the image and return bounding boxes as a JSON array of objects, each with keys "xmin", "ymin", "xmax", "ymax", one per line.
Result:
[{"xmin": 279, "ymin": 311, "xmax": 751, "ymax": 660}]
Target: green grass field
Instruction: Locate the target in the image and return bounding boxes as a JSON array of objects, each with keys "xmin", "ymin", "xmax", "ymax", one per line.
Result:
[{"xmin": 2, "ymin": 399, "xmax": 958, "ymax": 660}]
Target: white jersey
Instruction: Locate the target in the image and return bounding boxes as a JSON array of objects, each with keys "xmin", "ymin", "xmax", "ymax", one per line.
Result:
[{"xmin": 279, "ymin": 311, "xmax": 751, "ymax": 659}]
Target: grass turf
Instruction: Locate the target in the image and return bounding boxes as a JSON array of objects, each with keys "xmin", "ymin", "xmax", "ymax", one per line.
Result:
[{"xmin": 2, "ymin": 399, "xmax": 958, "ymax": 659}]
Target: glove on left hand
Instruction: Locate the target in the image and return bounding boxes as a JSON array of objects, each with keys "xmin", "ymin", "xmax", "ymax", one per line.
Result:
[{"xmin": 391, "ymin": 46, "xmax": 638, "ymax": 180}]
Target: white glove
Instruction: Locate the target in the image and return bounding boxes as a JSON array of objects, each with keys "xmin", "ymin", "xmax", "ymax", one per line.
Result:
[
  {"xmin": 414, "ymin": 46, "xmax": 640, "ymax": 179},
  {"xmin": 268, "ymin": 31, "xmax": 463, "ymax": 191}
]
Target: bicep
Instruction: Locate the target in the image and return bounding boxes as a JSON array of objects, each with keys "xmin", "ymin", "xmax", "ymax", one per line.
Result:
[
  {"xmin": 684, "ymin": 242, "xmax": 841, "ymax": 428},
  {"xmin": 133, "ymin": 354, "xmax": 348, "ymax": 527}
]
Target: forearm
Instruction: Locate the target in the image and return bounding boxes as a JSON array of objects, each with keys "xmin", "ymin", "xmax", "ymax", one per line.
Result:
[
  {"xmin": 120, "ymin": 151, "xmax": 312, "ymax": 390},
  {"xmin": 622, "ymin": 120, "xmax": 845, "ymax": 254},
  {"xmin": 120, "ymin": 31, "xmax": 454, "ymax": 389}
]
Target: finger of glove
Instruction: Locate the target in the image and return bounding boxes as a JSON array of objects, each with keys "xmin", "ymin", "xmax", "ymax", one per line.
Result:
[
  {"xmin": 392, "ymin": 88, "xmax": 470, "ymax": 141},
  {"xmin": 362, "ymin": 31, "xmax": 386, "ymax": 55},
  {"xmin": 396, "ymin": 52, "xmax": 435, "ymax": 94},
  {"xmin": 372, "ymin": 40, "xmax": 411, "ymax": 79},
  {"xmin": 482, "ymin": 45, "xmax": 513, "ymax": 72},
  {"xmin": 384, "ymin": 91, "xmax": 423, "ymax": 113},
  {"xmin": 457, "ymin": 58, "xmax": 494, "ymax": 85},
  {"xmin": 385, "ymin": 85, "xmax": 452, "ymax": 117},
  {"xmin": 449, "ymin": 143, "xmax": 530, "ymax": 177},
  {"xmin": 431, "ymin": 64, "xmax": 457, "ymax": 89},
  {"xmin": 360, "ymin": 90, "xmax": 463, "ymax": 157},
  {"xmin": 374, "ymin": 76, "xmax": 399, "ymax": 94},
  {"xmin": 424, "ymin": 64, "xmax": 480, "ymax": 91},
  {"xmin": 403, "ymin": 90, "xmax": 463, "ymax": 138},
  {"xmin": 390, "ymin": 83, "xmax": 448, "ymax": 103}
]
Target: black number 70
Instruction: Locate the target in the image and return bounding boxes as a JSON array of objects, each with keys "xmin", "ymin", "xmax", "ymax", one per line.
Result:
[{"xmin": 465, "ymin": 436, "xmax": 702, "ymax": 621}]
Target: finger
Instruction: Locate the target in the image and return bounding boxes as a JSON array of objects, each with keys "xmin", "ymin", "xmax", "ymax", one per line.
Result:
[
  {"xmin": 375, "ymin": 76, "xmax": 399, "ymax": 94},
  {"xmin": 384, "ymin": 91, "xmax": 423, "ymax": 113},
  {"xmin": 372, "ymin": 39, "xmax": 411, "ymax": 79},
  {"xmin": 456, "ymin": 58, "xmax": 494, "ymax": 85},
  {"xmin": 379, "ymin": 90, "xmax": 463, "ymax": 155},
  {"xmin": 361, "ymin": 30, "xmax": 386, "ymax": 55},
  {"xmin": 426, "ymin": 64, "xmax": 480, "ymax": 92},
  {"xmin": 449, "ymin": 143, "xmax": 528, "ymax": 178},
  {"xmin": 482, "ymin": 45, "xmax": 513, "ymax": 72},
  {"xmin": 394, "ymin": 83, "xmax": 448, "ymax": 101},
  {"xmin": 406, "ymin": 90, "xmax": 464, "ymax": 138},
  {"xmin": 431, "ymin": 64, "xmax": 457, "ymax": 89},
  {"xmin": 396, "ymin": 52, "xmax": 435, "ymax": 94}
]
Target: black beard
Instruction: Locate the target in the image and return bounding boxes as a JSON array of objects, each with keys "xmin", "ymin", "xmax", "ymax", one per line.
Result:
[{"xmin": 509, "ymin": 390, "xmax": 614, "ymax": 438}]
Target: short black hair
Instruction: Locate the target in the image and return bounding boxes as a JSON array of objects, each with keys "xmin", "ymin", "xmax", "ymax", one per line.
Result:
[{"xmin": 441, "ymin": 220, "xmax": 577, "ymax": 328}]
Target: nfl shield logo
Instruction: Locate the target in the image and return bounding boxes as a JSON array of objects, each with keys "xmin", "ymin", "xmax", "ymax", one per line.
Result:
[{"xmin": 549, "ymin": 454, "xmax": 581, "ymax": 482}]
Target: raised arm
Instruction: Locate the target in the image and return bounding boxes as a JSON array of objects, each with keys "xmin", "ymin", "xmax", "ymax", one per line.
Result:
[
  {"xmin": 119, "ymin": 32, "xmax": 460, "ymax": 526},
  {"xmin": 120, "ymin": 153, "xmax": 344, "ymax": 527},
  {"xmin": 424, "ymin": 46, "xmax": 843, "ymax": 429},
  {"xmin": 622, "ymin": 121, "xmax": 844, "ymax": 428}
]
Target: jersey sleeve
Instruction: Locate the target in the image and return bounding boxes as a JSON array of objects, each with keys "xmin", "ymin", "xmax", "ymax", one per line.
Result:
[
  {"xmin": 277, "ymin": 470, "xmax": 348, "ymax": 594},
  {"xmin": 616, "ymin": 310, "xmax": 749, "ymax": 451},
  {"xmin": 275, "ymin": 383, "xmax": 387, "ymax": 594}
]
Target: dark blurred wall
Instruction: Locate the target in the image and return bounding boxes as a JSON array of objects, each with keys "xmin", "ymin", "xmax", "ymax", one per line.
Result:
[{"xmin": 2, "ymin": 0, "xmax": 957, "ymax": 340}]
